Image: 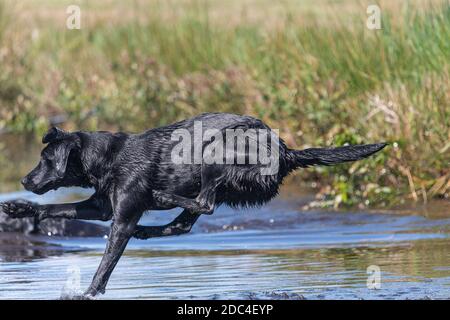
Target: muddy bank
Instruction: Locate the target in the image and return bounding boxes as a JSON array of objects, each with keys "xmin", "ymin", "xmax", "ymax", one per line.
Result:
[
  {"xmin": 0, "ymin": 211, "xmax": 108, "ymax": 238},
  {"xmin": 0, "ymin": 232, "xmax": 84, "ymax": 262}
]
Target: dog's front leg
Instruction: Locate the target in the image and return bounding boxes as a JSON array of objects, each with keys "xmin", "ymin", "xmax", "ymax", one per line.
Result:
[
  {"xmin": 84, "ymin": 204, "xmax": 143, "ymax": 298},
  {"xmin": 0, "ymin": 199, "xmax": 40, "ymax": 219},
  {"xmin": 1, "ymin": 194, "xmax": 112, "ymax": 222}
]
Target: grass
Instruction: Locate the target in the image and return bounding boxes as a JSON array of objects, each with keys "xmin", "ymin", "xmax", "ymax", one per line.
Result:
[{"xmin": 0, "ymin": 0, "xmax": 448, "ymax": 206}]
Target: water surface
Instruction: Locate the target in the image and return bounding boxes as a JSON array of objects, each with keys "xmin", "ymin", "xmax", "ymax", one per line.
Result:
[{"xmin": 0, "ymin": 188, "xmax": 449, "ymax": 299}]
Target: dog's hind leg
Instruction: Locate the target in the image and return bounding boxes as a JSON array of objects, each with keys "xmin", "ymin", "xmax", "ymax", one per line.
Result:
[
  {"xmin": 152, "ymin": 164, "xmax": 223, "ymax": 215},
  {"xmin": 133, "ymin": 209, "xmax": 200, "ymax": 239}
]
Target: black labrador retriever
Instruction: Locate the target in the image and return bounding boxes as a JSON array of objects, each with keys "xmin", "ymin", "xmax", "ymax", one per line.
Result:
[{"xmin": 0, "ymin": 112, "xmax": 386, "ymax": 298}]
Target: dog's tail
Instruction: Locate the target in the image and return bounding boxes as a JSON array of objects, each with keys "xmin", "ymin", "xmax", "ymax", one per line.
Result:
[{"xmin": 289, "ymin": 143, "xmax": 387, "ymax": 168}]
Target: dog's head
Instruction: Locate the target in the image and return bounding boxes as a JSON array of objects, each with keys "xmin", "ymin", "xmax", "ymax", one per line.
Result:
[{"xmin": 22, "ymin": 127, "xmax": 81, "ymax": 194}]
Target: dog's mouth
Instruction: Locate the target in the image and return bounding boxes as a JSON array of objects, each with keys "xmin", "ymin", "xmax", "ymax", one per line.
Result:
[{"xmin": 25, "ymin": 182, "xmax": 55, "ymax": 195}]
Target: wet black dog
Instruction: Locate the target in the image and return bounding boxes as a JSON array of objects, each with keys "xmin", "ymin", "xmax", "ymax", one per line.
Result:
[{"xmin": 0, "ymin": 112, "xmax": 386, "ymax": 298}]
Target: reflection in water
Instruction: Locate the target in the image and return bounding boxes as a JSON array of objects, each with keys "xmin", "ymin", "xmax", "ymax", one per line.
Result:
[
  {"xmin": 0, "ymin": 240, "xmax": 449, "ymax": 300},
  {"xmin": 0, "ymin": 233, "xmax": 67, "ymax": 262},
  {"xmin": 0, "ymin": 188, "xmax": 449, "ymax": 299}
]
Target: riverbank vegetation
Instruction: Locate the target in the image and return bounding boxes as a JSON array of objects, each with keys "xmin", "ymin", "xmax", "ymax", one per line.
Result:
[{"xmin": 0, "ymin": 0, "xmax": 448, "ymax": 207}]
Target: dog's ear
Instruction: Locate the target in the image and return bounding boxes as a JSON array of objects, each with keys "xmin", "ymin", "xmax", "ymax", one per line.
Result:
[
  {"xmin": 43, "ymin": 127, "xmax": 81, "ymax": 178},
  {"xmin": 53, "ymin": 138, "xmax": 80, "ymax": 178},
  {"xmin": 42, "ymin": 127, "xmax": 68, "ymax": 144}
]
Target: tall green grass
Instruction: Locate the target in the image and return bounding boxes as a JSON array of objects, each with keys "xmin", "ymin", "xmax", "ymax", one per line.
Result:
[{"xmin": 0, "ymin": 1, "xmax": 448, "ymax": 205}]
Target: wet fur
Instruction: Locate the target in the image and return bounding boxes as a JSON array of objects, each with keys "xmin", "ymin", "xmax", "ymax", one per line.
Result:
[{"xmin": 1, "ymin": 112, "xmax": 386, "ymax": 297}]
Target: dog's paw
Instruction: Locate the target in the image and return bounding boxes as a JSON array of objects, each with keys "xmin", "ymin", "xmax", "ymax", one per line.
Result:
[{"xmin": 0, "ymin": 200, "xmax": 39, "ymax": 218}]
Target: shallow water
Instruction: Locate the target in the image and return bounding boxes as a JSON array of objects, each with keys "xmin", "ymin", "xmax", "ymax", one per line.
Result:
[{"xmin": 0, "ymin": 188, "xmax": 449, "ymax": 299}]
